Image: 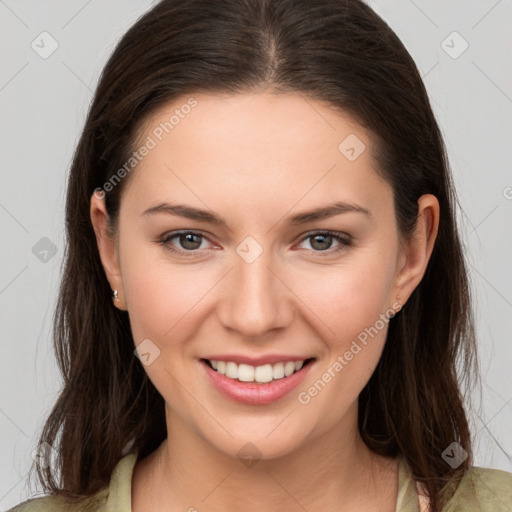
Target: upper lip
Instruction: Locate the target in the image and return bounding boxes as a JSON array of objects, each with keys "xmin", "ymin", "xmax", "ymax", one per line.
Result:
[{"xmin": 201, "ymin": 354, "xmax": 315, "ymax": 366}]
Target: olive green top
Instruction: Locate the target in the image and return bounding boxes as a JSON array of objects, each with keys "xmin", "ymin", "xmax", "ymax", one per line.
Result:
[{"xmin": 7, "ymin": 451, "xmax": 512, "ymax": 511}]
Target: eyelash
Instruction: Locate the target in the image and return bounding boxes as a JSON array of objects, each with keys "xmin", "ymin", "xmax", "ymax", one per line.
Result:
[{"xmin": 157, "ymin": 230, "xmax": 352, "ymax": 258}]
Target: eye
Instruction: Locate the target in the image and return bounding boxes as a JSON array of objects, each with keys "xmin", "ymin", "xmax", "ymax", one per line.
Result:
[
  {"xmin": 158, "ymin": 229, "xmax": 352, "ymax": 257},
  {"xmin": 297, "ymin": 230, "xmax": 352, "ymax": 254},
  {"xmin": 159, "ymin": 231, "xmax": 214, "ymax": 256}
]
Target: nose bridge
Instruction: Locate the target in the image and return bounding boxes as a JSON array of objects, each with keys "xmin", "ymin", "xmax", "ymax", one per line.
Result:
[{"xmin": 218, "ymin": 237, "xmax": 292, "ymax": 338}]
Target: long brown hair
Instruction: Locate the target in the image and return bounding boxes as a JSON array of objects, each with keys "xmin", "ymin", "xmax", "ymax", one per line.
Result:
[{"xmin": 29, "ymin": 1, "xmax": 478, "ymax": 509}]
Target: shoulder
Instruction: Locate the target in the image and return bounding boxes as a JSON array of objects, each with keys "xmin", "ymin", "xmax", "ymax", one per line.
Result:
[
  {"xmin": 444, "ymin": 466, "xmax": 512, "ymax": 511},
  {"xmin": 6, "ymin": 488, "xmax": 108, "ymax": 512},
  {"xmin": 6, "ymin": 495, "xmax": 69, "ymax": 512},
  {"xmin": 6, "ymin": 451, "xmax": 138, "ymax": 512}
]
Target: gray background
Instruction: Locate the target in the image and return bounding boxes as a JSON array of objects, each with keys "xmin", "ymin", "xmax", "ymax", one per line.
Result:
[{"xmin": 1, "ymin": 0, "xmax": 511, "ymax": 508}]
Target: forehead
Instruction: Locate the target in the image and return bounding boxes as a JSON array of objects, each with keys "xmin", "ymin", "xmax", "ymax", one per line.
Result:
[
  {"xmin": 122, "ymin": 91, "xmax": 392, "ymax": 221},
  {"xmin": 138, "ymin": 91, "xmax": 367, "ymax": 158}
]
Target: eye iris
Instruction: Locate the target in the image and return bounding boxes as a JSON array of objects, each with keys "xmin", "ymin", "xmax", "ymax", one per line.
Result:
[
  {"xmin": 311, "ymin": 234, "xmax": 332, "ymax": 251},
  {"xmin": 180, "ymin": 232, "xmax": 202, "ymax": 250}
]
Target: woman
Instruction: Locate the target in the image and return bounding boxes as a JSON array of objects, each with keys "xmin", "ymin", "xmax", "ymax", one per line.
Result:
[{"xmin": 9, "ymin": 0, "xmax": 512, "ymax": 511}]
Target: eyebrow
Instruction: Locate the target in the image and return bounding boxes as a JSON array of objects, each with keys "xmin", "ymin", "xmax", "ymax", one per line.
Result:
[{"xmin": 141, "ymin": 201, "xmax": 371, "ymax": 228}]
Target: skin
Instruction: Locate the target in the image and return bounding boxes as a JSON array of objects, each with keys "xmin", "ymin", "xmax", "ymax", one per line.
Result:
[{"xmin": 90, "ymin": 91, "xmax": 439, "ymax": 512}]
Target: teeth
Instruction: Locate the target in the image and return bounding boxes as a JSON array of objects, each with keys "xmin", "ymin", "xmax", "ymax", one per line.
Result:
[
  {"xmin": 208, "ymin": 359, "xmax": 308, "ymax": 383},
  {"xmin": 273, "ymin": 362, "xmax": 285, "ymax": 379},
  {"xmin": 284, "ymin": 361, "xmax": 295, "ymax": 376},
  {"xmin": 255, "ymin": 364, "xmax": 273, "ymax": 383},
  {"xmin": 226, "ymin": 362, "xmax": 238, "ymax": 379},
  {"xmin": 239, "ymin": 364, "xmax": 255, "ymax": 382}
]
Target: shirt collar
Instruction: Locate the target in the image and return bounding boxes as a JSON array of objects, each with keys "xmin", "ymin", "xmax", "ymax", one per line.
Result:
[{"xmin": 104, "ymin": 449, "xmax": 421, "ymax": 512}]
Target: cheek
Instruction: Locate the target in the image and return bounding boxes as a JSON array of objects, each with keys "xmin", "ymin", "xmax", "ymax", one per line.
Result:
[
  {"xmin": 124, "ymin": 264, "xmax": 213, "ymax": 348},
  {"xmin": 292, "ymin": 247, "xmax": 398, "ymax": 414},
  {"xmin": 294, "ymin": 247, "xmax": 398, "ymax": 345},
  {"xmin": 118, "ymin": 234, "xmax": 211, "ymax": 347}
]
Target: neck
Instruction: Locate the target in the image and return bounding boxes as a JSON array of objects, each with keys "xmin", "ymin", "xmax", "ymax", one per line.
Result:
[{"xmin": 133, "ymin": 402, "xmax": 398, "ymax": 512}]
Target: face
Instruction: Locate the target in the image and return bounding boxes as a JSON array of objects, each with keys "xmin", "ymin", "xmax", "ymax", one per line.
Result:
[{"xmin": 92, "ymin": 91, "xmax": 437, "ymax": 462}]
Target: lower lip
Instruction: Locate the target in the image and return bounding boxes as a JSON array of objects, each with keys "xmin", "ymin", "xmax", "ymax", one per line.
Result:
[{"xmin": 200, "ymin": 359, "xmax": 315, "ymax": 405}]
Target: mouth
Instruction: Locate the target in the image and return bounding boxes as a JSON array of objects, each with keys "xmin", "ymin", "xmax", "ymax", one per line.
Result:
[
  {"xmin": 200, "ymin": 357, "xmax": 316, "ymax": 405},
  {"xmin": 201, "ymin": 357, "xmax": 316, "ymax": 384}
]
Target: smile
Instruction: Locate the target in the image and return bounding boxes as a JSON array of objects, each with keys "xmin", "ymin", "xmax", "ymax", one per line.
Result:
[
  {"xmin": 205, "ymin": 358, "xmax": 313, "ymax": 383},
  {"xmin": 200, "ymin": 357, "xmax": 316, "ymax": 405}
]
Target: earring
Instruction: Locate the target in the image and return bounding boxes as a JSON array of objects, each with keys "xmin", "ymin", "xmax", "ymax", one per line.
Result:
[{"xmin": 112, "ymin": 289, "xmax": 119, "ymax": 302}]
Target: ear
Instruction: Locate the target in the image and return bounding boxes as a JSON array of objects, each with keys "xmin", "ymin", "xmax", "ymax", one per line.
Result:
[
  {"xmin": 90, "ymin": 190, "xmax": 127, "ymax": 311},
  {"xmin": 394, "ymin": 194, "xmax": 440, "ymax": 306}
]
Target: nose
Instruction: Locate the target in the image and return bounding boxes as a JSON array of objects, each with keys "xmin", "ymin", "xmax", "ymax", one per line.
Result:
[{"xmin": 216, "ymin": 248, "xmax": 294, "ymax": 339}]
